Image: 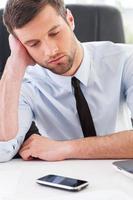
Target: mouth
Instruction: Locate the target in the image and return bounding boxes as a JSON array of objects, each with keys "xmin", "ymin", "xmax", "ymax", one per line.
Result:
[{"xmin": 48, "ymin": 55, "xmax": 65, "ymax": 64}]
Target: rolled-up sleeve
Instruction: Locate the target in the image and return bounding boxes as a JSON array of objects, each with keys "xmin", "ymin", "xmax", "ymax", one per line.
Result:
[{"xmin": 0, "ymin": 136, "xmax": 24, "ymax": 162}]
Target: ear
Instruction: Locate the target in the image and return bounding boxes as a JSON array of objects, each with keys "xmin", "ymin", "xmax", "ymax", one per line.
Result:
[{"xmin": 66, "ymin": 9, "xmax": 75, "ymax": 31}]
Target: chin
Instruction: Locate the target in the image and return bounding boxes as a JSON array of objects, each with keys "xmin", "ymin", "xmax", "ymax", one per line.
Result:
[{"xmin": 50, "ymin": 65, "xmax": 72, "ymax": 75}]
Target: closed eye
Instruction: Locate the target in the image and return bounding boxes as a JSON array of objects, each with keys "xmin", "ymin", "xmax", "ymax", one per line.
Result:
[
  {"xmin": 29, "ymin": 41, "xmax": 40, "ymax": 47},
  {"xmin": 49, "ymin": 31, "xmax": 60, "ymax": 37}
]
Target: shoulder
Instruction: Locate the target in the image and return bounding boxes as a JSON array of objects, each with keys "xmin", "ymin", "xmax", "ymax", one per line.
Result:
[
  {"xmin": 20, "ymin": 64, "xmax": 56, "ymax": 99},
  {"xmin": 82, "ymin": 41, "xmax": 133, "ymax": 58},
  {"xmin": 23, "ymin": 64, "xmax": 47, "ymax": 82},
  {"xmin": 81, "ymin": 41, "xmax": 133, "ymax": 79},
  {"xmin": 20, "ymin": 65, "xmax": 48, "ymax": 97}
]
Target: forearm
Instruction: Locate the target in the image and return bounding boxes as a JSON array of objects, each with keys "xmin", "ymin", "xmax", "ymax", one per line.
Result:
[
  {"xmin": 0, "ymin": 34, "xmax": 35, "ymax": 145},
  {"xmin": 0, "ymin": 70, "xmax": 22, "ymax": 141},
  {"xmin": 64, "ymin": 131, "xmax": 133, "ymax": 159}
]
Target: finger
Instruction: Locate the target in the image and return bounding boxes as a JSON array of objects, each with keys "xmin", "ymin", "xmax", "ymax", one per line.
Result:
[
  {"xmin": 19, "ymin": 148, "xmax": 33, "ymax": 161},
  {"xmin": 8, "ymin": 34, "xmax": 21, "ymax": 51},
  {"xmin": 19, "ymin": 146, "xmax": 38, "ymax": 160},
  {"xmin": 19, "ymin": 142, "xmax": 31, "ymax": 154},
  {"xmin": 21, "ymin": 134, "xmax": 36, "ymax": 148},
  {"xmin": 22, "ymin": 138, "xmax": 32, "ymax": 148},
  {"xmin": 22, "ymin": 133, "xmax": 41, "ymax": 147},
  {"xmin": 19, "ymin": 136, "xmax": 39, "ymax": 156}
]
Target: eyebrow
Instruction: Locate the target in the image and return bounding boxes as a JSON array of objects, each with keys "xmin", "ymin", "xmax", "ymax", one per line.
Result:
[
  {"xmin": 48, "ymin": 25, "xmax": 60, "ymax": 33},
  {"xmin": 24, "ymin": 25, "xmax": 60, "ymax": 45}
]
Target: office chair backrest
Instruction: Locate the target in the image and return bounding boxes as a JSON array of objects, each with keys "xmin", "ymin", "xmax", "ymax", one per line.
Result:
[
  {"xmin": 0, "ymin": 9, "xmax": 10, "ymax": 77},
  {"xmin": 67, "ymin": 4, "xmax": 125, "ymax": 43}
]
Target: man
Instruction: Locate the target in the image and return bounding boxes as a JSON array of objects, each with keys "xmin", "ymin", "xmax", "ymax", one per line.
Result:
[{"xmin": 0, "ymin": 0, "xmax": 133, "ymax": 162}]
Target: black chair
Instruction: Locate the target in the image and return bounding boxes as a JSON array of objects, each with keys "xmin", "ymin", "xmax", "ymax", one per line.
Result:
[
  {"xmin": 0, "ymin": 9, "xmax": 10, "ymax": 77},
  {"xmin": 67, "ymin": 4, "xmax": 125, "ymax": 43},
  {"xmin": 0, "ymin": 5, "xmax": 125, "ymax": 157}
]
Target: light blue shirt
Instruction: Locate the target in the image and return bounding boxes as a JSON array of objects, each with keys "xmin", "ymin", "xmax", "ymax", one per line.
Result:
[{"xmin": 1, "ymin": 41, "xmax": 133, "ymax": 162}]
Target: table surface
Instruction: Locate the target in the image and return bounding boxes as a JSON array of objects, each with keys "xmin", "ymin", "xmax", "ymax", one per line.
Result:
[{"xmin": 0, "ymin": 159, "xmax": 133, "ymax": 200}]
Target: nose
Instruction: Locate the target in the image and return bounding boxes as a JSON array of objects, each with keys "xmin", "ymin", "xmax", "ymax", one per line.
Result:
[{"xmin": 43, "ymin": 40, "xmax": 58, "ymax": 57}]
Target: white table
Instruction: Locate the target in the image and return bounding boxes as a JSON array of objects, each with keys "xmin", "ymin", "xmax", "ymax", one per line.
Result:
[{"xmin": 0, "ymin": 159, "xmax": 133, "ymax": 200}]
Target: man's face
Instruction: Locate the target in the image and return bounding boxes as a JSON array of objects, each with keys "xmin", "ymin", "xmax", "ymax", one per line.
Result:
[{"xmin": 14, "ymin": 5, "xmax": 79, "ymax": 75}]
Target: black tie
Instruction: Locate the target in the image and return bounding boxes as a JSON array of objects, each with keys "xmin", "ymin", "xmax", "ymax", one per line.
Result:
[{"xmin": 72, "ymin": 77, "xmax": 96, "ymax": 137}]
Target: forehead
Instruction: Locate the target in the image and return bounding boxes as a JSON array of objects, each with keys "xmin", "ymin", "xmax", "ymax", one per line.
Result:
[{"xmin": 14, "ymin": 5, "xmax": 65, "ymax": 42}]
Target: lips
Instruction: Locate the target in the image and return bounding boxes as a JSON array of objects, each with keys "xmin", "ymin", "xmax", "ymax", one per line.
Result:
[{"xmin": 48, "ymin": 55, "xmax": 65, "ymax": 64}]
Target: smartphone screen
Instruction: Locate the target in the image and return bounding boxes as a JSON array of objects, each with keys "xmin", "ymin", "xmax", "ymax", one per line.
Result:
[{"xmin": 36, "ymin": 174, "xmax": 88, "ymax": 191}]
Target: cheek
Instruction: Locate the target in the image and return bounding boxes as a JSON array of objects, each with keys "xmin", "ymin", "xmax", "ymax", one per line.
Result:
[
  {"xmin": 26, "ymin": 48, "xmax": 42, "ymax": 60},
  {"xmin": 57, "ymin": 25, "xmax": 73, "ymax": 46},
  {"xmin": 58, "ymin": 32, "xmax": 74, "ymax": 52}
]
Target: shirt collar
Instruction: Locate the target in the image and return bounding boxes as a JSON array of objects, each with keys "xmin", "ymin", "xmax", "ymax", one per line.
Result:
[
  {"xmin": 46, "ymin": 43, "xmax": 91, "ymax": 90},
  {"xmin": 74, "ymin": 43, "xmax": 91, "ymax": 87}
]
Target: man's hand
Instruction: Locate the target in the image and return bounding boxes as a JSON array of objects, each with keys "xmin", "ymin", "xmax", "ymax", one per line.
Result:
[
  {"xmin": 19, "ymin": 134, "xmax": 70, "ymax": 161},
  {"xmin": 5, "ymin": 34, "xmax": 35, "ymax": 79}
]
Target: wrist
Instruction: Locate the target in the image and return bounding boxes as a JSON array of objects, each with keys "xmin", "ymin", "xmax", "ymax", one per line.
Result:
[
  {"xmin": 2, "ymin": 67, "xmax": 24, "ymax": 84},
  {"xmin": 4, "ymin": 56, "xmax": 26, "ymax": 80},
  {"xmin": 61, "ymin": 140, "xmax": 77, "ymax": 160}
]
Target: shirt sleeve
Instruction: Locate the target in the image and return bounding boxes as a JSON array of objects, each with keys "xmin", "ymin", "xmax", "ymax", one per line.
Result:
[
  {"xmin": 0, "ymin": 89, "xmax": 34, "ymax": 162},
  {"xmin": 123, "ymin": 52, "xmax": 133, "ymax": 118}
]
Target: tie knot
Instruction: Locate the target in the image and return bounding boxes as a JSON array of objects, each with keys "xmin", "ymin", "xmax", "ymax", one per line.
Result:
[{"xmin": 72, "ymin": 77, "xmax": 80, "ymax": 88}]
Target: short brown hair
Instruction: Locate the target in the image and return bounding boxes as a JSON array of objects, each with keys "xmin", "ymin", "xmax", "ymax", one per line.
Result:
[{"xmin": 3, "ymin": 0, "xmax": 66, "ymax": 34}]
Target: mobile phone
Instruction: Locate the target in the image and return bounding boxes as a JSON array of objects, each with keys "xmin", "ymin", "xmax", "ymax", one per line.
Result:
[{"xmin": 36, "ymin": 174, "xmax": 89, "ymax": 191}]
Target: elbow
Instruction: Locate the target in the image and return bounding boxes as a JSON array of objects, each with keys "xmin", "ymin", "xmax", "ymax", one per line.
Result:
[
  {"xmin": 0, "ymin": 154, "xmax": 14, "ymax": 162},
  {"xmin": 0, "ymin": 137, "xmax": 22, "ymax": 162},
  {"xmin": 0, "ymin": 149, "xmax": 17, "ymax": 162}
]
